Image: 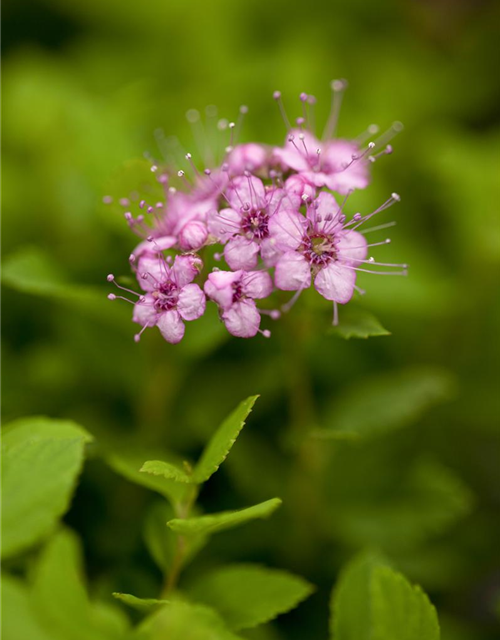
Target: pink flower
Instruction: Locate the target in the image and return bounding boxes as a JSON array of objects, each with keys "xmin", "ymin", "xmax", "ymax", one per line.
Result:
[
  {"xmin": 270, "ymin": 192, "xmax": 368, "ymax": 304},
  {"xmin": 132, "ymin": 254, "xmax": 205, "ymax": 344},
  {"xmin": 226, "ymin": 143, "xmax": 268, "ymax": 175},
  {"xmin": 204, "ymin": 269, "xmax": 273, "ymax": 338},
  {"xmin": 273, "ymin": 129, "xmax": 370, "ymax": 195},
  {"xmin": 207, "ymin": 175, "xmax": 299, "ymax": 270}
]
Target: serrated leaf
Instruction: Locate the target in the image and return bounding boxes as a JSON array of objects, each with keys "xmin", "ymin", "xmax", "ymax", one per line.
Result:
[
  {"xmin": 192, "ymin": 396, "xmax": 259, "ymax": 483},
  {"xmin": 331, "ymin": 552, "xmax": 440, "ymax": 640},
  {"xmin": 188, "ymin": 564, "xmax": 314, "ymax": 631},
  {"xmin": 139, "ymin": 600, "xmax": 244, "ymax": 640},
  {"xmin": 168, "ymin": 498, "xmax": 282, "ymax": 537},
  {"xmin": 329, "ymin": 307, "xmax": 390, "ymax": 339},
  {"xmin": 112, "ymin": 593, "xmax": 169, "ymax": 611},
  {"xmin": 1, "ymin": 576, "xmax": 53, "ymax": 640},
  {"xmin": 371, "ymin": 565, "xmax": 440, "ymax": 640},
  {"xmin": 317, "ymin": 367, "xmax": 456, "ymax": 439},
  {"xmin": 106, "ymin": 449, "xmax": 190, "ymax": 505},
  {"xmin": 140, "ymin": 460, "xmax": 192, "ymax": 483},
  {"xmin": 1, "ymin": 417, "xmax": 92, "ymax": 558}
]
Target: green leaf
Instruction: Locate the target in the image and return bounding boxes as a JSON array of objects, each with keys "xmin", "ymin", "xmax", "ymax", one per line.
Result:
[
  {"xmin": 1, "ymin": 417, "xmax": 92, "ymax": 558},
  {"xmin": 188, "ymin": 564, "xmax": 314, "ymax": 631},
  {"xmin": 168, "ymin": 498, "xmax": 282, "ymax": 537},
  {"xmin": 112, "ymin": 593, "xmax": 169, "ymax": 611},
  {"xmin": 331, "ymin": 552, "xmax": 440, "ymax": 640},
  {"xmin": 106, "ymin": 449, "xmax": 190, "ymax": 505},
  {"xmin": 316, "ymin": 367, "xmax": 456, "ymax": 439},
  {"xmin": 371, "ymin": 565, "xmax": 440, "ymax": 640},
  {"xmin": 31, "ymin": 528, "xmax": 128, "ymax": 640},
  {"xmin": 1, "ymin": 576, "xmax": 53, "ymax": 640},
  {"xmin": 1, "ymin": 247, "xmax": 124, "ymax": 328},
  {"xmin": 329, "ymin": 307, "xmax": 390, "ymax": 340},
  {"xmin": 140, "ymin": 460, "xmax": 192, "ymax": 483},
  {"xmin": 192, "ymin": 396, "xmax": 259, "ymax": 483},
  {"xmin": 139, "ymin": 600, "xmax": 244, "ymax": 640}
]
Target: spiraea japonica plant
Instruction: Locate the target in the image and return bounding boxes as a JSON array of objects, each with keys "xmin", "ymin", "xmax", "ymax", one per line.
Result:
[
  {"xmin": 3, "ymin": 82, "xmax": 450, "ymax": 640},
  {"xmin": 106, "ymin": 80, "xmax": 407, "ymax": 343}
]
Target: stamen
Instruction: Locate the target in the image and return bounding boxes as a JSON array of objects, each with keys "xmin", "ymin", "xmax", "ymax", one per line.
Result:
[
  {"xmin": 372, "ymin": 121, "xmax": 404, "ymax": 149},
  {"xmin": 259, "ymin": 308, "xmax": 281, "ymax": 320},
  {"xmin": 332, "ymin": 301, "xmax": 339, "ymax": 326},
  {"xmin": 234, "ymin": 105, "xmax": 248, "ymax": 142},
  {"xmin": 258, "ymin": 328, "xmax": 271, "ymax": 338},
  {"xmin": 273, "ymin": 91, "xmax": 292, "ymax": 131},
  {"xmin": 368, "ymin": 145, "xmax": 393, "ymax": 164},
  {"xmin": 361, "ymin": 221, "xmax": 397, "ymax": 235},
  {"xmin": 185, "ymin": 153, "xmax": 201, "ymax": 177},
  {"xmin": 281, "ymin": 288, "xmax": 304, "ymax": 313},
  {"xmin": 354, "ymin": 124, "xmax": 379, "ymax": 145},
  {"xmin": 323, "ymin": 79, "xmax": 348, "ymax": 140}
]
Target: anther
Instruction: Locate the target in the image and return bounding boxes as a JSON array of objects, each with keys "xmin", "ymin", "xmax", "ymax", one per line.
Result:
[
  {"xmin": 107, "ymin": 274, "xmax": 115, "ymax": 282},
  {"xmin": 102, "ymin": 195, "xmax": 113, "ymax": 204},
  {"xmin": 108, "ymin": 293, "xmax": 116, "ymax": 300}
]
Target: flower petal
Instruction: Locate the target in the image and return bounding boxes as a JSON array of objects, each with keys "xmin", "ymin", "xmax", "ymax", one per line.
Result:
[
  {"xmin": 207, "ymin": 207, "xmax": 242, "ymax": 242},
  {"xmin": 133, "ymin": 295, "xmax": 157, "ymax": 326},
  {"xmin": 204, "ymin": 270, "xmax": 241, "ymax": 310},
  {"xmin": 136, "ymin": 255, "xmax": 170, "ymax": 292},
  {"xmin": 314, "ymin": 261, "xmax": 356, "ymax": 303},
  {"xmin": 222, "ymin": 300, "xmax": 261, "ymax": 338},
  {"xmin": 241, "ymin": 270, "xmax": 273, "ymax": 299},
  {"xmin": 272, "ymin": 129, "xmax": 320, "ymax": 173},
  {"xmin": 157, "ymin": 310, "xmax": 185, "ymax": 344},
  {"xmin": 133, "ymin": 235, "xmax": 177, "ymax": 259},
  {"xmin": 171, "ymin": 254, "xmax": 202, "ymax": 288},
  {"xmin": 268, "ymin": 210, "xmax": 306, "ymax": 251},
  {"xmin": 227, "ymin": 175, "xmax": 266, "ymax": 211},
  {"xmin": 224, "ymin": 236, "xmax": 259, "ymax": 270},
  {"xmin": 178, "ymin": 283, "xmax": 206, "ymax": 321},
  {"xmin": 260, "ymin": 237, "xmax": 282, "ymax": 268},
  {"xmin": 336, "ymin": 230, "xmax": 368, "ymax": 266},
  {"xmin": 274, "ymin": 251, "xmax": 311, "ymax": 291},
  {"xmin": 306, "ymin": 191, "xmax": 340, "ymax": 234},
  {"xmin": 227, "ymin": 143, "xmax": 267, "ymax": 174}
]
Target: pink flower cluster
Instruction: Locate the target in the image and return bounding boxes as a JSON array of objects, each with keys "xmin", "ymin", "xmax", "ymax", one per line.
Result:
[{"xmin": 107, "ymin": 81, "xmax": 406, "ymax": 344}]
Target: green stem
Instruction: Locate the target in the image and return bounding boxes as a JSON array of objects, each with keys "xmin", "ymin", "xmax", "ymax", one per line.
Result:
[{"xmin": 160, "ymin": 487, "xmax": 197, "ymax": 598}]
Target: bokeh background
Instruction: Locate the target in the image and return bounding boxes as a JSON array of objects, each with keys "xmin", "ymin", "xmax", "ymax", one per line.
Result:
[{"xmin": 3, "ymin": 0, "xmax": 500, "ymax": 638}]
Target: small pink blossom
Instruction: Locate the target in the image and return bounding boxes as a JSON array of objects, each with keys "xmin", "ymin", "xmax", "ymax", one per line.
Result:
[
  {"xmin": 204, "ymin": 269, "xmax": 272, "ymax": 338},
  {"xmin": 208, "ymin": 175, "xmax": 299, "ymax": 270},
  {"xmin": 226, "ymin": 143, "xmax": 268, "ymax": 175},
  {"xmin": 270, "ymin": 192, "xmax": 367, "ymax": 304},
  {"xmin": 273, "ymin": 130, "xmax": 370, "ymax": 195},
  {"xmin": 132, "ymin": 254, "xmax": 205, "ymax": 344}
]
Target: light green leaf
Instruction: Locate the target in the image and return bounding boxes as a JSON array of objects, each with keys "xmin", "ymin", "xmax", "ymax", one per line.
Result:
[
  {"xmin": 106, "ymin": 449, "xmax": 190, "ymax": 505},
  {"xmin": 1, "ymin": 576, "xmax": 53, "ymax": 640},
  {"xmin": 31, "ymin": 528, "xmax": 127, "ymax": 640},
  {"xmin": 331, "ymin": 552, "xmax": 440, "ymax": 640},
  {"xmin": 371, "ymin": 566, "xmax": 440, "ymax": 640},
  {"xmin": 139, "ymin": 600, "xmax": 244, "ymax": 640},
  {"xmin": 140, "ymin": 460, "xmax": 192, "ymax": 483},
  {"xmin": 329, "ymin": 307, "xmax": 390, "ymax": 340},
  {"xmin": 1, "ymin": 416, "xmax": 92, "ymax": 558},
  {"xmin": 317, "ymin": 367, "xmax": 456, "ymax": 439},
  {"xmin": 168, "ymin": 498, "xmax": 282, "ymax": 537},
  {"xmin": 112, "ymin": 593, "xmax": 169, "ymax": 611},
  {"xmin": 188, "ymin": 564, "xmax": 314, "ymax": 631},
  {"xmin": 192, "ymin": 396, "xmax": 259, "ymax": 483}
]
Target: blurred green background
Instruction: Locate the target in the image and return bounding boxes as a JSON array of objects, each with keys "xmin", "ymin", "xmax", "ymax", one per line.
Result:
[{"xmin": 2, "ymin": 0, "xmax": 500, "ymax": 638}]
